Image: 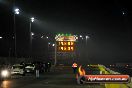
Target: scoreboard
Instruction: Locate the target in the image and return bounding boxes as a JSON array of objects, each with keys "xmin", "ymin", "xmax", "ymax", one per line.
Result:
[
  {"xmin": 57, "ymin": 41, "xmax": 75, "ymax": 52},
  {"xmin": 55, "ymin": 34, "xmax": 78, "ymax": 52}
]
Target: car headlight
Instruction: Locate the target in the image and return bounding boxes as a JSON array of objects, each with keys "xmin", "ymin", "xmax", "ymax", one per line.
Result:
[{"xmin": 1, "ymin": 70, "xmax": 9, "ymax": 77}]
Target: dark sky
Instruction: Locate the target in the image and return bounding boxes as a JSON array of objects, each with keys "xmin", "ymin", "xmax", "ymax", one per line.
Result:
[{"xmin": 0, "ymin": 0, "xmax": 132, "ymax": 63}]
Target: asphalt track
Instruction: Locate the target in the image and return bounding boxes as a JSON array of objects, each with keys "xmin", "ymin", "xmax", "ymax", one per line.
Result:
[{"xmin": 0, "ymin": 66, "xmax": 131, "ymax": 88}]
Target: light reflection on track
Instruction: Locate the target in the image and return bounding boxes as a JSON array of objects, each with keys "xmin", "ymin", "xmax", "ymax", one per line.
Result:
[{"xmin": 0, "ymin": 80, "xmax": 12, "ymax": 88}]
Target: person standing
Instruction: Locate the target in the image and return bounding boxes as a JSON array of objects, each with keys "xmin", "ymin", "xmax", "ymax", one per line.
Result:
[
  {"xmin": 35, "ymin": 63, "xmax": 40, "ymax": 78},
  {"xmin": 43, "ymin": 62, "xmax": 46, "ymax": 72},
  {"xmin": 72, "ymin": 62, "xmax": 78, "ymax": 74},
  {"xmin": 47, "ymin": 62, "xmax": 51, "ymax": 72}
]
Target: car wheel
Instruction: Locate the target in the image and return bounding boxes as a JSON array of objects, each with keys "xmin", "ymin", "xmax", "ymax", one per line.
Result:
[{"xmin": 77, "ymin": 76, "xmax": 86, "ymax": 85}]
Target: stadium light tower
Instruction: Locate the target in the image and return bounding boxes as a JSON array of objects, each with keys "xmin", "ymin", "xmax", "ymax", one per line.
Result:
[
  {"xmin": 14, "ymin": 8, "xmax": 19, "ymax": 14},
  {"xmin": 29, "ymin": 17, "xmax": 35, "ymax": 58},
  {"xmin": 86, "ymin": 35, "xmax": 90, "ymax": 45},
  {"xmin": 31, "ymin": 17, "xmax": 34, "ymax": 22},
  {"xmin": 14, "ymin": 8, "xmax": 20, "ymax": 58}
]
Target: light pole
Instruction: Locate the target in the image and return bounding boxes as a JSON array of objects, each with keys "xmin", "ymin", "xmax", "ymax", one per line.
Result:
[
  {"xmin": 85, "ymin": 35, "xmax": 90, "ymax": 63},
  {"xmin": 85, "ymin": 35, "xmax": 89, "ymax": 45},
  {"xmin": 48, "ymin": 42, "xmax": 50, "ymax": 50},
  {"xmin": 51, "ymin": 43, "xmax": 56, "ymax": 66},
  {"xmin": 14, "ymin": 8, "xmax": 19, "ymax": 59},
  {"xmin": 53, "ymin": 43, "xmax": 57, "ymax": 66},
  {"xmin": 29, "ymin": 17, "xmax": 34, "ymax": 58},
  {"xmin": 9, "ymin": 48, "xmax": 11, "ymax": 59},
  {"xmin": 46, "ymin": 36, "xmax": 49, "ymax": 39},
  {"xmin": 47, "ymin": 42, "xmax": 57, "ymax": 66}
]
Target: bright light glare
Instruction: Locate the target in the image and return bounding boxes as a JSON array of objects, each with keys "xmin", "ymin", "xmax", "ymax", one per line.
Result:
[
  {"xmin": 52, "ymin": 44, "xmax": 55, "ymax": 46},
  {"xmin": 16, "ymin": 11, "xmax": 19, "ymax": 14},
  {"xmin": 48, "ymin": 42, "xmax": 50, "ymax": 45},
  {"xmin": 15, "ymin": 8, "xmax": 19, "ymax": 12},
  {"xmin": 41, "ymin": 36, "xmax": 43, "ymax": 38},
  {"xmin": 31, "ymin": 32, "xmax": 34, "ymax": 36},
  {"xmin": 86, "ymin": 35, "xmax": 90, "ymax": 39},
  {"xmin": 0, "ymin": 36, "xmax": 2, "ymax": 39},
  {"xmin": 123, "ymin": 12, "xmax": 125, "ymax": 15},
  {"xmin": 1, "ymin": 70, "xmax": 9, "ymax": 77},
  {"xmin": 80, "ymin": 35, "xmax": 82, "ymax": 38},
  {"xmin": 31, "ymin": 17, "xmax": 34, "ymax": 22},
  {"xmin": 46, "ymin": 36, "xmax": 48, "ymax": 39},
  {"xmin": 14, "ymin": 8, "xmax": 19, "ymax": 14}
]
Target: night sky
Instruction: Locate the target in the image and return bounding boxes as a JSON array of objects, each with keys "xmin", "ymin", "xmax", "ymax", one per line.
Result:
[{"xmin": 0, "ymin": 0, "xmax": 132, "ymax": 64}]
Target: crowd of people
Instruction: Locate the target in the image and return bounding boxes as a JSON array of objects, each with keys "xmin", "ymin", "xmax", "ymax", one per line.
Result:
[
  {"xmin": 34, "ymin": 61, "xmax": 52, "ymax": 73},
  {"xmin": 33, "ymin": 61, "xmax": 52, "ymax": 78}
]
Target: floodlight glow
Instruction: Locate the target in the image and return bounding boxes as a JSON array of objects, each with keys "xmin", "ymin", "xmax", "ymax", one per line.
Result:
[
  {"xmin": 31, "ymin": 17, "xmax": 34, "ymax": 22},
  {"xmin": 41, "ymin": 36, "xmax": 43, "ymax": 38},
  {"xmin": 15, "ymin": 8, "xmax": 19, "ymax": 12},
  {"xmin": 31, "ymin": 32, "xmax": 34, "ymax": 36},
  {"xmin": 123, "ymin": 12, "xmax": 125, "ymax": 15},
  {"xmin": 16, "ymin": 11, "xmax": 19, "ymax": 14},
  {"xmin": 80, "ymin": 35, "xmax": 82, "ymax": 38},
  {"xmin": 52, "ymin": 44, "xmax": 55, "ymax": 46},
  {"xmin": 0, "ymin": 36, "xmax": 2, "ymax": 39},
  {"xmin": 14, "ymin": 8, "xmax": 19, "ymax": 14},
  {"xmin": 86, "ymin": 35, "xmax": 90, "ymax": 39}
]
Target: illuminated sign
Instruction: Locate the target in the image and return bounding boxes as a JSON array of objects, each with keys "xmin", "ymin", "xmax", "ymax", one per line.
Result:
[
  {"xmin": 57, "ymin": 41, "xmax": 75, "ymax": 52},
  {"xmin": 58, "ymin": 46, "xmax": 74, "ymax": 51},
  {"xmin": 55, "ymin": 34, "xmax": 77, "ymax": 52},
  {"xmin": 58, "ymin": 41, "xmax": 74, "ymax": 46},
  {"xmin": 55, "ymin": 34, "xmax": 78, "ymax": 41},
  {"xmin": 77, "ymin": 66, "xmax": 130, "ymax": 84}
]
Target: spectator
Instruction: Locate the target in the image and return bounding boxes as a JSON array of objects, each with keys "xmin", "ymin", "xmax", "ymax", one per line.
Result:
[
  {"xmin": 72, "ymin": 62, "xmax": 78, "ymax": 74},
  {"xmin": 35, "ymin": 63, "xmax": 40, "ymax": 78},
  {"xmin": 47, "ymin": 62, "xmax": 51, "ymax": 72}
]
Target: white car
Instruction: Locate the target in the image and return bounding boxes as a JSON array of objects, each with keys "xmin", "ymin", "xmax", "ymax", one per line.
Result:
[
  {"xmin": 11, "ymin": 64, "xmax": 25, "ymax": 76},
  {"xmin": 25, "ymin": 63, "xmax": 35, "ymax": 73}
]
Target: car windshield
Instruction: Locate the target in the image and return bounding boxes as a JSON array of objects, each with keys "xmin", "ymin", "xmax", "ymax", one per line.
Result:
[
  {"xmin": 25, "ymin": 64, "xmax": 34, "ymax": 67},
  {"xmin": 13, "ymin": 66, "xmax": 24, "ymax": 69}
]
